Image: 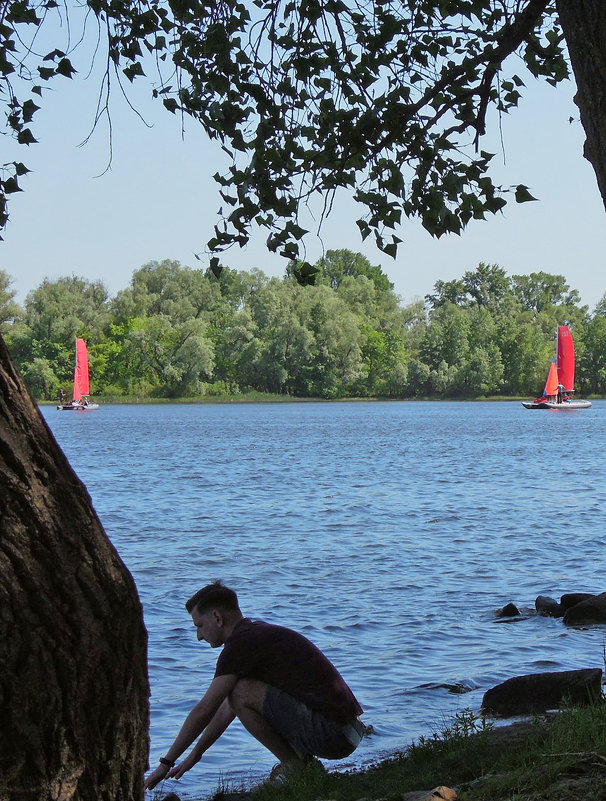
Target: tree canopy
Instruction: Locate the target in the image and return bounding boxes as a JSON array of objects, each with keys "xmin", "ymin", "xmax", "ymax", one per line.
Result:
[{"xmin": 2, "ymin": 1, "xmax": 605, "ymax": 282}]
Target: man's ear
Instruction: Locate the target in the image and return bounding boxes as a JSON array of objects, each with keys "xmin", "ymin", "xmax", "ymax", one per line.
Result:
[{"xmin": 212, "ymin": 609, "xmax": 224, "ymax": 626}]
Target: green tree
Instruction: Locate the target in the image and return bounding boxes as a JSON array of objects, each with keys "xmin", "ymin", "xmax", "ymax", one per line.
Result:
[
  {"xmin": 498, "ymin": 321, "xmax": 550, "ymax": 394},
  {"xmin": 456, "ymin": 343, "xmax": 504, "ymax": 396},
  {"xmin": 293, "ymin": 285, "xmax": 365, "ymax": 398},
  {"xmin": 425, "ymin": 279, "xmax": 467, "ymax": 310},
  {"xmin": 21, "ymin": 356, "xmax": 59, "ymax": 399},
  {"xmin": 463, "ymin": 264, "xmax": 511, "ymax": 309},
  {"xmin": 511, "ymin": 271, "xmax": 582, "ymax": 312},
  {"xmin": 123, "ymin": 315, "xmax": 214, "ymax": 396},
  {"xmin": 421, "ymin": 302, "xmax": 471, "ymax": 371},
  {"xmin": 357, "ymin": 325, "xmax": 407, "ymax": 396},
  {"xmin": 577, "ymin": 311, "xmax": 606, "ymax": 394},
  {"xmin": 255, "ymin": 282, "xmax": 317, "ymax": 395},
  {"xmin": 0, "ymin": 270, "xmax": 22, "ymax": 333},
  {"xmin": 406, "ymin": 359, "xmax": 432, "ymax": 397},
  {"xmin": 111, "ymin": 260, "xmax": 219, "ymax": 323},
  {"xmin": 303, "ymin": 250, "xmax": 394, "ymax": 293},
  {"xmin": 13, "ymin": 276, "xmax": 110, "ymax": 388},
  {"xmin": 426, "ymin": 264, "xmax": 511, "ymax": 310}
]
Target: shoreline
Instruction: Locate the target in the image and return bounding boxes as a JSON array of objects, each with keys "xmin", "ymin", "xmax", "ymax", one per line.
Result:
[
  {"xmin": 158, "ymin": 705, "xmax": 606, "ymax": 801},
  {"xmin": 40, "ymin": 394, "xmax": 604, "ymax": 407}
]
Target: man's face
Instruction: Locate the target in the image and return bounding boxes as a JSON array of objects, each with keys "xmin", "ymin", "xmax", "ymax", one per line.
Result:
[{"xmin": 191, "ymin": 608, "xmax": 224, "ymax": 648}]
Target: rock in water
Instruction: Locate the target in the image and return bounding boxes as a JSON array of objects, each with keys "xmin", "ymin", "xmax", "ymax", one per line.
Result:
[
  {"xmin": 496, "ymin": 602, "xmax": 520, "ymax": 617},
  {"xmin": 563, "ymin": 592, "xmax": 606, "ymax": 626},
  {"xmin": 560, "ymin": 592, "xmax": 596, "ymax": 611},
  {"xmin": 535, "ymin": 596, "xmax": 563, "ymax": 617},
  {"xmin": 481, "ymin": 668, "xmax": 603, "ymax": 716}
]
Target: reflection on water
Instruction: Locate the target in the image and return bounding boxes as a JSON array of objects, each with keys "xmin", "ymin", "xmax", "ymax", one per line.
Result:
[{"xmin": 42, "ymin": 400, "xmax": 606, "ymax": 798}]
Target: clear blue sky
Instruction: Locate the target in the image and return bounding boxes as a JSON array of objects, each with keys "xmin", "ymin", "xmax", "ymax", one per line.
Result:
[{"xmin": 2, "ymin": 51, "xmax": 605, "ymax": 311}]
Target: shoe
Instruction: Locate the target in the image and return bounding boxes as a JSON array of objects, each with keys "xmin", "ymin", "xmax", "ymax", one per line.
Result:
[{"xmin": 261, "ymin": 763, "xmax": 290, "ymax": 787}]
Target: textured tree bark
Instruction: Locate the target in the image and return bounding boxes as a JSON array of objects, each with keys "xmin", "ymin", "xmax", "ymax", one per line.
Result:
[
  {"xmin": 0, "ymin": 334, "xmax": 149, "ymax": 801},
  {"xmin": 557, "ymin": 0, "xmax": 606, "ymax": 213}
]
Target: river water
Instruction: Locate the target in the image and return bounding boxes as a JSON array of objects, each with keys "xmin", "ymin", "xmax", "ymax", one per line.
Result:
[{"xmin": 41, "ymin": 400, "xmax": 606, "ymax": 798}]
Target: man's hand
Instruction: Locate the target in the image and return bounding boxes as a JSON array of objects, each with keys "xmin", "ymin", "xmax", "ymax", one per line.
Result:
[
  {"xmin": 143, "ymin": 763, "xmax": 171, "ymax": 791},
  {"xmin": 168, "ymin": 751, "xmax": 202, "ymax": 780}
]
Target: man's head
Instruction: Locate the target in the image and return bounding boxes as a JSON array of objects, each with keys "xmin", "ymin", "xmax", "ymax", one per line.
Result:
[{"xmin": 186, "ymin": 581, "xmax": 242, "ymax": 648}]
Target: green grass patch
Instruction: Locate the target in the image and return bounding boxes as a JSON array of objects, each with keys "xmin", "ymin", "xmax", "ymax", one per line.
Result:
[{"xmin": 212, "ymin": 703, "xmax": 606, "ymax": 801}]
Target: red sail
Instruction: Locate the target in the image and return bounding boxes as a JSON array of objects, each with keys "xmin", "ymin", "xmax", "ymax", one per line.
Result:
[
  {"xmin": 73, "ymin": 338, "xmax": 90, "ymax": 401},
  {"xmin": 557, "ymin": 326, "xmax": 575, "ymax": 391},
  {"xmin": 544, "ymin": 360, "xmax": 559, "ymax": 396}
]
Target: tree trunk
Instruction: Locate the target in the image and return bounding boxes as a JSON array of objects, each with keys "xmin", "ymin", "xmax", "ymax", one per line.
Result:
[
  {"xmin": 0, "ymin": 334, "xmax": 149, "ymax": 801},
  {"xmin": 557, "ymin": 0, "xmax": 606, "ymax": 212}
]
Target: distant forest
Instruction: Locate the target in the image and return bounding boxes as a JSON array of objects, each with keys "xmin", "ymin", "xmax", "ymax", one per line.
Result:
[{"xmin": 2, "ymin": 252, "xmax": 605, "ymax": 400}]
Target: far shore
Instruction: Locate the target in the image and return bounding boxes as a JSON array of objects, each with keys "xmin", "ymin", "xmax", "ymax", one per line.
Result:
[{"xmin": 39, "ymin": 394, "xmax": 604, "ymax": 407}]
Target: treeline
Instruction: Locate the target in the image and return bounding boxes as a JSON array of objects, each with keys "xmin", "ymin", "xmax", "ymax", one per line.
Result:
[{"xmin": 2, "ymin": 253, "xmax": 606, "ymax": 400}]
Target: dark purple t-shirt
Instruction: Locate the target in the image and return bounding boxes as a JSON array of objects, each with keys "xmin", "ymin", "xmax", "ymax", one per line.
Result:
[{"xmin": 215, "ymin": 618, "xmax": 362, "ymax": 723}]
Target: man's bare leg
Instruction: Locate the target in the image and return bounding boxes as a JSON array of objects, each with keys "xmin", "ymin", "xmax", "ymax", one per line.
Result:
[{"xmin": 228, "ymin": 678, "xmax": 307, "ymax": 767}]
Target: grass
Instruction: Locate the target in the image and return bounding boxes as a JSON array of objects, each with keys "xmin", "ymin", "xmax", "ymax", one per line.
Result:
[{"xmin": 205, "ymin": 703, "xmax": 606, "ymax": 801}]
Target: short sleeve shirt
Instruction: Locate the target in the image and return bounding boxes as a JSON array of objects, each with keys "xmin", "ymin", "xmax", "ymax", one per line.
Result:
[{"xmin": 215, "ymin": 618, "xmax": 362, "ymax": 724}]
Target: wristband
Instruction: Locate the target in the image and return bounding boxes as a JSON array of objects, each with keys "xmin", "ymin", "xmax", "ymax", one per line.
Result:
[{"xmin": 159, "ymin": 757, "xmax": 175, "ymax": 768}]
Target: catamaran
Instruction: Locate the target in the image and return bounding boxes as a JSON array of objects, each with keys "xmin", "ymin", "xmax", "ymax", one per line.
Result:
[
  {"xmin": 57, "ymin": 338, "xmax": 99, "ymax": 411},
  {"xmin": 521, "ymin": 326, "xmax": 591, "ymax": 410}
]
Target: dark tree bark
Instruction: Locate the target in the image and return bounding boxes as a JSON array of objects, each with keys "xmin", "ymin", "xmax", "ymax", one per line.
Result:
[
  {"xmin": 557, "ymin": 0, "xmax": 606, "ymax": 212},
  {"xmin": 0, "ymin": 334, "xmax": 149, "ymax": 801}
]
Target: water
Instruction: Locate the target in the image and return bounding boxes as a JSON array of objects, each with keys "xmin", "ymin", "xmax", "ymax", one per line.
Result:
[{"xmin": 41, "ymin": 400, "xmax": 606, "ymax": 798}]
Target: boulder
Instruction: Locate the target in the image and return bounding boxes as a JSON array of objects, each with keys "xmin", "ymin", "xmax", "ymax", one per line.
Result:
[
  {"xmin": 560, "ymin": 592, "xmax": 596, "ymax": 611},
  {"xmin": 496, "ymin": 602, "xmax": 520, "ymax": 617},
  {"xmin": 535, "ymin": 595, "xmax": 563, "ymax": 618},
  {"xmin": 563, "ymin": 592, "xmax": 606, "ymax": 625},
  {"xmin": 481, "ymin": 668, "xmax": 603, "ymax": 717}
]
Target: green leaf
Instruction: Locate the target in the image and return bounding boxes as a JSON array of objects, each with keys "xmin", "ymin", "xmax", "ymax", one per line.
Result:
[
  {"xmin": 2, "ymin": 177, "xmax": 21, "ymax": 194},
  {"xmin": 208, "ymin": 257, "xmax": 223, "ymax": 279},
  {"xmin": 123, "ymin": 62, "xmax": 145, "ymax": 82},
  {"xmin": 17, "ymin": 128, "xmax": 37, "ymax": 145},
  {"xmin": 56, "ymin": 58, "xmax": 76, "ymax": 78},
  {"xmin": 515, "ymin": 185, "xmax": 538, "ymax": 203},
  {"xmin": 163, "ymin": 98, "xmax": 179, "ymax": 113}
]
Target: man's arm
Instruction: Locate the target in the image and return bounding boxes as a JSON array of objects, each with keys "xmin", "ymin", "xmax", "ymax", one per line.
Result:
[
  {"xmin": 168, "ymin": 697, "xmax": 236, "ymax": 780},
  {"xmin": 143, "ymin": 674, "xmax": 237, "ymax": 791}
]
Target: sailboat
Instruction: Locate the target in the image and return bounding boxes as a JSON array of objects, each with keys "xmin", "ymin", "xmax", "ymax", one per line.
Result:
[
  {"xmin": 521, "ymin": 326, "xmax": 591, "ymax": 410},
  {"xmin": 57, "ymin": 338, "xmax": 100, "ymax": 411}
]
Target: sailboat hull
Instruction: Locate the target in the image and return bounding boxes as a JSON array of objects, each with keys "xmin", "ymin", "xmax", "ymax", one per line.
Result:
[
  {"xmin": 56, "ymin": 403, "xmax": 100, "ymax": 411},
  {"xmin": 521, "ymin": 400, "xmax": 592, "ymax": 410}
]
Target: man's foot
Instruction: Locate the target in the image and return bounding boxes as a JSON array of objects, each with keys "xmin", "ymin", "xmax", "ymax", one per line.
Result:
[{"xmin": 262, "ymin": 759, "xmax": 325, "ymax": 787}]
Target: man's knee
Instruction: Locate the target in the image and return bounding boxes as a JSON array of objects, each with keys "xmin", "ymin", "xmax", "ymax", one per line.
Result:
[{"xmin": 228, "ymin": 677, "xmax": 268, "ymax": 715}]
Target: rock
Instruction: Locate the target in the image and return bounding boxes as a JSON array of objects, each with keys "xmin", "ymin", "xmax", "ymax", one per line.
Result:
[
  {"xmin": 481, "ymin": 668, "xmax": 603, "ymax": 716},
  {"xmin": 535, "ymin": 595, "xmax": 563, "ymax": 617},
  {"xmin": 563, "ymin": 592, "xmax": 606, "ymax": 625},
  {"xmin": 560, "ymin": 592, "xmax": 596, "ymax": 611},
  {"xmin": 496, "ymin": 602, "xmax": 520, "ymax": 617}
]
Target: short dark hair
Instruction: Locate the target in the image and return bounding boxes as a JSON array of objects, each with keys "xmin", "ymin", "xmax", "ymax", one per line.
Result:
[{"xmin": 186, "ymin": 581, "xmax": 240, "ymax": 615}]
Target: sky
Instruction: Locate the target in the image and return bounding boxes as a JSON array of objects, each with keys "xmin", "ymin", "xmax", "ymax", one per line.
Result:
[{"xmin": 2, "ymin": 36, "xmax": 606, "ymax": 312}]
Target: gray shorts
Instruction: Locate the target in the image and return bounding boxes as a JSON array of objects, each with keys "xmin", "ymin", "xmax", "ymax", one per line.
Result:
[{"xmin": 262, "ymin": 686, "xmax": 364, "ymax": 759}]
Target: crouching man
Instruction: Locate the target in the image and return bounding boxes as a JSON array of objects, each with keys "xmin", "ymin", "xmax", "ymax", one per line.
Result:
[{"xmin": 144, "ymin": 581, "xmax": 364, "ymax": 790}]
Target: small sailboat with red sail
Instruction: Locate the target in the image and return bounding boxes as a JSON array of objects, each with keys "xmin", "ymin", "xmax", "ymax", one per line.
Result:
[
  {"xmin": 57, "ymin": 338, "xmax": 99, "ymax": 411},
  {"xmin": 522, "ymin": 326, "xmax": 591, "ymax": 410}
]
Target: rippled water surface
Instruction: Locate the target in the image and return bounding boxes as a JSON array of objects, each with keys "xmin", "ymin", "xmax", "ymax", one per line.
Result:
[{"xmin": 42, "ymin": 400, "xmax": 606, "ymax": 798}]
